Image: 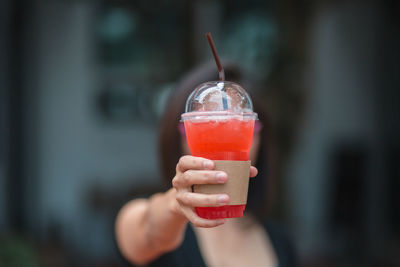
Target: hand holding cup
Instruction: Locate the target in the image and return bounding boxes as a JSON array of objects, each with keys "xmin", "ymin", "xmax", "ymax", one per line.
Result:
[{"xmin": 172, "ymin": 155, "xmax": 257, "ymax": 227}]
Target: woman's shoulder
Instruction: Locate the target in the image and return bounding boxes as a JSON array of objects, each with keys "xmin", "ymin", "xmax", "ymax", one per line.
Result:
[{"xmin": 262, "ymin": 220, "xmax": 298, "ymax": 267}]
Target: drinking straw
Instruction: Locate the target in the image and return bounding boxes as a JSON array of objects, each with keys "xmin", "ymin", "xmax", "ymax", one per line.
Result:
[
  {"xmin": 205, "ymin": 32, "xmax": 229, "ymax": 109},
  {"xmin": 206, "ymin": 32, "xmax": 225, "ymax": 81}
]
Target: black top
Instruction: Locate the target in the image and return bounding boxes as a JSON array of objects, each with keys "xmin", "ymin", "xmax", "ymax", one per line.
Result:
[{"xmin": 147, "ymin": 220, "xmax": 297, "ymax": 267}]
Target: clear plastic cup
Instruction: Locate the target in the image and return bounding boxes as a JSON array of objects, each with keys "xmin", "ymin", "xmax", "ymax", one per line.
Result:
[{"xmin": 181, "ymin": 81, "xmax": 257, "ymax": 219}]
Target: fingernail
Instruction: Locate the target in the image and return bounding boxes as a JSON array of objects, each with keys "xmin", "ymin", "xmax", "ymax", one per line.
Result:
[
  {"xmin": 216, "ymin": 172, "xmax": 227, "ymax": 183},
  {"xmin": 217, "ymin": 195, "xmax": 229, "ymax": 203},
  {"xmin": 203, "ymin": 160, "xmax": 213, "ymax": 169},
  {"xmin": 216, "ymin": 219, "xmax": 225, "ymax": 224}
]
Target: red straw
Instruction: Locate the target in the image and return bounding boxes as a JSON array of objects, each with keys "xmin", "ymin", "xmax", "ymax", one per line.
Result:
[{"xmin": 206, "ymin": 32, "xmax": 225, "ymax": 81}]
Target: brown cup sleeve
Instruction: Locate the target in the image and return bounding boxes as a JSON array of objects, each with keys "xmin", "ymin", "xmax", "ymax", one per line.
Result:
[{"xmin": 193, "ymin": 160, "xmax": 251, "ymax": 205}]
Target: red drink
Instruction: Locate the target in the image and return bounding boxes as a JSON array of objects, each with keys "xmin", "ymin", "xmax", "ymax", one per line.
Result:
[
  {"xmin": 183, "ymin": 112, "xmax": 255, "ymax": 219},
  {"xmin": 184, "ymin": 117, "xmax": 255, "ymax": 161}
]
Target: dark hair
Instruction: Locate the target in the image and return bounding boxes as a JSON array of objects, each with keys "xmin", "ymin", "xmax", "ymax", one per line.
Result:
[{"xmin": 158, "ymin": 61, "xmax": 277, "ymax": 220}]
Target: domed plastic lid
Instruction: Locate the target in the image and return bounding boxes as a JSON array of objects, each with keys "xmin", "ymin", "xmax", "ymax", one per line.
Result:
[{"xmin": 182, "ymin": 81, "xmax": 257, "ymax": 120}]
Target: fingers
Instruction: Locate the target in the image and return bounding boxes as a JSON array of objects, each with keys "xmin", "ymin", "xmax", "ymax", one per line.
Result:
[
  {"xmin": 176, "ymin": 155, "xmax": 214, "ymax": 173},
  {"xmin": 179, "ymin": 205, "xmax": 225, "ymax": 228},
  {"xmin": 172, "ymin": 170, "xmax": 227, "ymax": 188},
  {"xmin": 250, "ymin": 166, "xmax": 258, "ymax": 178},
  {"xmin": 176, "ymin": 191, "xmax": 230, "ymax": 207}
]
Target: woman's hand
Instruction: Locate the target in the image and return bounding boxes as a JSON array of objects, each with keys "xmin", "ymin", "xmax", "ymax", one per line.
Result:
[{"xmin": 172, "ymin": 155, "xmax": 258, "ymax": 228}]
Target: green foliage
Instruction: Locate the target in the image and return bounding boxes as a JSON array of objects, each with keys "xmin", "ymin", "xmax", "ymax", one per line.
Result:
[{"xmin": 0, "ymin": 236, "xmax": 40, "ymax": 267}]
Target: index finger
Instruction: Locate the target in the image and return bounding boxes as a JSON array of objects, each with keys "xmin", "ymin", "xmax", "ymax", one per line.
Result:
[{"xmin": 176, "ymin": 155, "xmax": 214, "ymax": 173}]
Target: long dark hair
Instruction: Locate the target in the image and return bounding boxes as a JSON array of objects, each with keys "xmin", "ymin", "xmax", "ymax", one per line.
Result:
[{"xmin": 158, "ymin": 61, "xmax": 277, "ymax": 220}]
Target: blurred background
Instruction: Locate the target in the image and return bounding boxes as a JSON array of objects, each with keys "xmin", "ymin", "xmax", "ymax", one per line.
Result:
[{"xmin": 1, "ymin": 0, "xmax": 399, "ymax": 266}]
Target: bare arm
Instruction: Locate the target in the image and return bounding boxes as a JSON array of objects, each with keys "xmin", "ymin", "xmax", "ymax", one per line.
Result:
[
  {"xmin": 115, "ymin": 189, "xmax": 187, "ymax": 265},
  {"xmin": 115, "ymin": 156, "xmax": 258, "ymax": 265}
]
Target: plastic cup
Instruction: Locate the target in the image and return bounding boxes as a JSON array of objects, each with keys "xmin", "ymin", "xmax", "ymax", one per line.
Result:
[{"xmin": 181, "ymin": 81, "xmax": 257, "ymax": 219}]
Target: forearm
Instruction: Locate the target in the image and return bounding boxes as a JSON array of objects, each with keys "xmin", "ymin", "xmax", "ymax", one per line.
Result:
[
  {"xmin": 146, "ymin": 188, "xmax": 188, "ymax": 250},
  {"xmin": 115, "ymin": 188, "xmax": 188, "ymax": 265}
]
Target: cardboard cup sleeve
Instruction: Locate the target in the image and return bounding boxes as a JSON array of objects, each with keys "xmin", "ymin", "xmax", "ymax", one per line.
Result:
[{"xmin": 193, "ymin": 160, "xmax": 251, "ymax": 205}]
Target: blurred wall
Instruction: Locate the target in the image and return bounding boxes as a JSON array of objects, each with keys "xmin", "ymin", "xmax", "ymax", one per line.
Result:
[
  {"xmin": 287, "ymin": 0, "xmax": 388, "ymax": 260},
  {"xmin": 0, "ymin": 171, "xmax": 5, "ymax": 231},
  {"xmin": 0, "ymin": 2, "xmax": 7, "ymax": 232},
  {"xmin": 24, "ymin": 1, "xmax": 160, "ymax": 260},
  {"xmin": 0, "ymin": 0, "xmax": 12, "ymax": 232}
]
